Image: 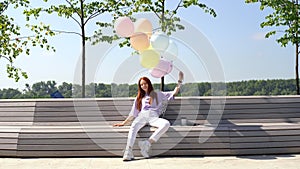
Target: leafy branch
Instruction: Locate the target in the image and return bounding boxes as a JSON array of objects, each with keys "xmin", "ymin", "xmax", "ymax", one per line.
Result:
[{"xmin": 1, "ymin": 0, "xmax": 55, "ymax": 82}]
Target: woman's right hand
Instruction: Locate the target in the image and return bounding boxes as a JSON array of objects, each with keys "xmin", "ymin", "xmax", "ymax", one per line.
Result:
[{"xmin": 113, "ymin": 116, "xmax": 133, "ymax": 127}]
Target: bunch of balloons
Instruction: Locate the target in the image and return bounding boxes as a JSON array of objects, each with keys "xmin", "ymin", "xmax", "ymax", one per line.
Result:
[{"xmin": 114, "ymin": 16, "xmax": 178, "ymax": 78}]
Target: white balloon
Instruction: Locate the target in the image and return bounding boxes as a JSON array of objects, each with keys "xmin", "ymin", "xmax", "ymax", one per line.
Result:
[
  {"xmin": 163, "ymin": 40, "xmax": 178, "ymax": 61},
  {"xmin": 150, "ymin": 32, "xmax": 169, "ymax": 53}
]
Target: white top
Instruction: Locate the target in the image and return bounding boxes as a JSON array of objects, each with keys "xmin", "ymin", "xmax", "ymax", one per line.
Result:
[{"xmin": 129, "ymin": 91, "xmax": 174, "ymax": 117}]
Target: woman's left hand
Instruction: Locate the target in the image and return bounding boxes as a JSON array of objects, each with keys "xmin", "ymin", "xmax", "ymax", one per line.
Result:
[
  {"xmin": 179, "ymin": 71, "xmax": 184, "ymax": 81},
  {"xmin": 113, "ymin": 122, "xmax": 124, "ymax": 127}
]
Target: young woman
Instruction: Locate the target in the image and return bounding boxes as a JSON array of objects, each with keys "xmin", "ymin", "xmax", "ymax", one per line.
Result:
[{"xmin": 113, "ymin": 71, "xmax": 184, "ymax": 161}]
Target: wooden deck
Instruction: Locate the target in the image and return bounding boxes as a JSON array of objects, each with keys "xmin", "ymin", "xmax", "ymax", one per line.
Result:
[{"xmin": 0, "ymin": 96, "xmax": 300, "ymax": 157}]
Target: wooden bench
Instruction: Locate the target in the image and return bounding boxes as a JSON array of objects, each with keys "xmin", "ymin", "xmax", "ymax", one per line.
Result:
[{"xmin": 0, "ymin": 96, "xmax": 300, "ymax": 157}]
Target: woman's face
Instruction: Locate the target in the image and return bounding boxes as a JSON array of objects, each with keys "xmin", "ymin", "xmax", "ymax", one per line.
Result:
[{"xmin": 140, "ymin": 79, "xmax": 149, "ymax": 93}]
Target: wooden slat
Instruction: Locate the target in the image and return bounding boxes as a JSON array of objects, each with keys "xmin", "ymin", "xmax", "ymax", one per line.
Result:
[
  {"xmin": 0, "ymin": 101, "xmax": 35, "ymax": 107},
  {"xmin": 16, "ymin": 150, "xmax": 118, "ymax": 157},
  {"xmin": 0, "ymin": 144, "xmax": 18, "ymax": 150},
  {"xmin": 0, "ymin": 133, "xmax": 19, "ymax": 138},
  {"xmin": 17, "ymin": 142, "xmax": 230, "ymax": 151},
  {"xmin": 0, "ymin": 112, "xmax": 35, "ymax": 116},
  {"xmin": 34, "ymin": 111, "xmax": 128, "ymax": 117},
  {"xmin": 0, "ymin": 122, "xmax": 33, "ymax": 126},
  {"xmin": 0, "ymin": 117, "xmax": 34, "ymax": 122},
  {"xmin": 18, "ymin": 136, "xmax": 230, "ymax": 145},
  {"xmin": 226, "ymin": 118, "xmax": 300, "ymax": 123},
  {"xmin": 0, "ymin": 150, "xmax": 17, "ymax": 156},
  {"xmin": 0, "ymin": 107, "xmax": 35, "ymax": 112}
]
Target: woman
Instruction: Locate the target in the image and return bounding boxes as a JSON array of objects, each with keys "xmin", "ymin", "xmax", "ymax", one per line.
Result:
[{"xmin": 113, "ymin": 71, "xmax": 184, "ymax": 161}]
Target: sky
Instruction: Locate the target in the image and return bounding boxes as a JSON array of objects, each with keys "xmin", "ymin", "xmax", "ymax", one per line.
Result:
[{"xmin": 0, "ymin": 0, "xmax": 295, "ymax": 90}]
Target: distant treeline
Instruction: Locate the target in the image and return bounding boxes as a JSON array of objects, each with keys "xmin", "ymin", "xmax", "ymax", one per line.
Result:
[{"xmin": 0, "ymin": 79, "xmax": 297, "ymax": 99}]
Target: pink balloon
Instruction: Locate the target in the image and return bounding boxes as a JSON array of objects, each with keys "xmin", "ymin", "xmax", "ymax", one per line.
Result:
[
  {"xmin": 150, "ymin": 59, "xmax": 173, "ymax": 78},
  {"xmin": 150, "ymin": 68, "xmax": 167, "ymax": 78},
  {"xmin": 114, "ymin": 17, "xmax": 134, "ymax": 37},
  {"xmin": 166, "ymin": 61, "xmax": 173, "ymax": 73}
]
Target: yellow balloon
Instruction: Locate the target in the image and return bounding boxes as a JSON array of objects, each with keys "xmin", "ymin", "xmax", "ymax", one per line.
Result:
[
  {"xmin": 140, "ymin": 49, "xmax": 160, "ymax": 68},
  {"xmin": 130, "ymin": 32, "xmax": 150, "ymax": 51},
  {"xmin": 134, "ymin": 18, "xmax": 153, "ymax": 37}
]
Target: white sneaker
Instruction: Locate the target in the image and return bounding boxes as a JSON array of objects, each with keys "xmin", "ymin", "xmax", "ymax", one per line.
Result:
[
  {"xmin": 138, "ymin": 140, "xmax": 151, "ymax": 158},
  {"xmin": 123, "ymin": 148, "xmax": 134, "ymax": 161}
]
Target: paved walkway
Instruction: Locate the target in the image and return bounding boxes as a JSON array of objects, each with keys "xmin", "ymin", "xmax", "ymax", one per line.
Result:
[{"xmin": 0, "ymin": 154, "xmax": 299, "ymax": 169}]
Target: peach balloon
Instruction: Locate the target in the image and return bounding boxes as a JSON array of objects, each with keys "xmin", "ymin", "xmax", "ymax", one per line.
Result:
[
  {"xmin": 130, "ymin": 32, "xmax": 150, "ymax": 51},
  {"xmin": 134, "ymin": 18, "xmax": 153, "ymax": 36}
]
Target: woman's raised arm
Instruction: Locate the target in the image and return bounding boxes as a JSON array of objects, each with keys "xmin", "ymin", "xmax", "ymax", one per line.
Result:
[{"xmin": 172, "ymin": 71, "xmax": 184, "ymax": 96}]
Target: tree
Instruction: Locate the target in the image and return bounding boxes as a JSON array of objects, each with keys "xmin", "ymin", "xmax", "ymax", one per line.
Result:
[
  {"xmin": 24, "ymin": 0, "xmax": 129, "ymax": 98},
  {"xmin": 95, "ymin": 83, "xmax": 111, "ymax": 97},
  {"xmin": 0, "ymin": 0, "xmax": 55, "ymax": 82},
  {"xmin": 0, "ymin": 88, "xmax": 21, "ymax": 99},
  {"xmin": 118, "ymin": 0, "xmax": 216, "ymax": 91},
  {"xmin": 58, "ymin": 82, "xmax": 73, "ymax": 98},
  {"xmin": 22, "ymin": 81, "xmax": 58, "ymax": 98},
  {"xmin": 245, "ymin": 0, "xmax": 300, "ymax": 94}
]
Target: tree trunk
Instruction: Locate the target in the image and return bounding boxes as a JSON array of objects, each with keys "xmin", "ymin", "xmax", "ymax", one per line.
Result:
[
  {"xmin": 160, "ymin": 76, "xmax": 165, "ymax": 91},
  {"xmin": 296, "ymin": 42, "xmax": 299, "ymax": 94},
  {"xmin": 80, "ymin": 0, "xmax": 86, "ymax": 98},
  {"xmin": 296, "ymin": 0, "xmax": 299, "ymax": 95},
  {"xmin": 160, "ymin": 0, "xmax": 166, "ymax": 91},
  {"xmin": 81, "ymin": 38, "xmax": 86, "ymax": 98}
]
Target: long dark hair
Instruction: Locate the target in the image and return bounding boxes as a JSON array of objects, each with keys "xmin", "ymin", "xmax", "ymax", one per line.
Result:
[{"xmin": 136, "ymin": 77, "xmax": 157, "ymax": 111}]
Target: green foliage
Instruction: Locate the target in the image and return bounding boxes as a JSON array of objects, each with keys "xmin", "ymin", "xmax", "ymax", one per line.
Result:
[
  {"xmin": 0, "ymin": 0, "xmax": 55, "ymax": 82},
  {"xmin": 21, "ymin": 81, "xmax": 58, "ymax": 98},
  {"xmin": 0, "ymin": 88, "xmax": 22, "ymax": 99},
  {"xmin": 0, "ymin": 79, "xmax": 297, "ymax": 99},
  {"xmin": 248, "ymin": 0, "xmax": 300, "ymax": 46},
  {"xmin": 58, "ymin": 82, "xmax": 73, "ymax": 98},
  {"xmin": 246, "ymin": 0, "xmax": 299, "ymax": 47},
  {"xmin": 95, "ymin": 83, "xmax": 112, "ymax": 97}
]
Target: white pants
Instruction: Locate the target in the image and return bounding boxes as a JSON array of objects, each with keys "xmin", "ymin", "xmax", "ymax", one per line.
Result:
[{"xmin": 125, "ymin": 110, "xmax": 170, "ymax": 149}]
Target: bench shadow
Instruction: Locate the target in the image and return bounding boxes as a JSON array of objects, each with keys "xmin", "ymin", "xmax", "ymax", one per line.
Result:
[
  {"xmin": 237, "ymin": 154, "xmax": 296, "ymax": 160},
  {"xmin": 221, "ymin": 119, "xmax": 299, "ymax": 160}
]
